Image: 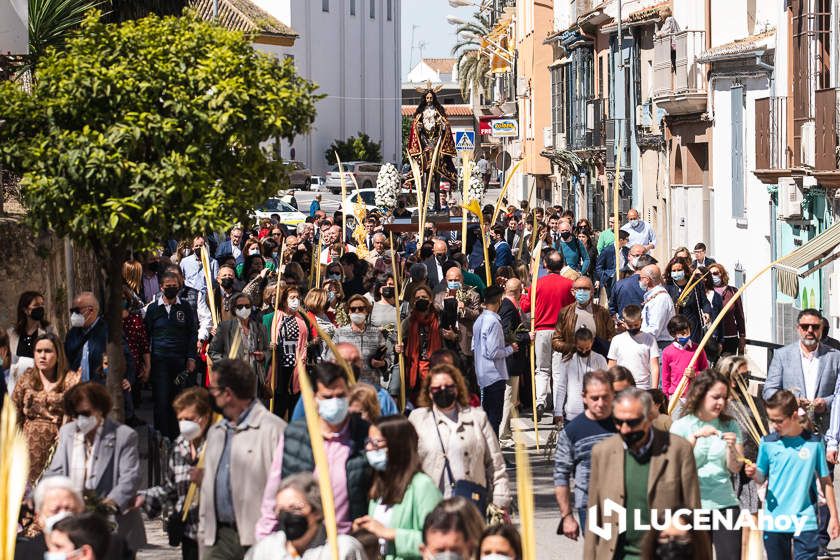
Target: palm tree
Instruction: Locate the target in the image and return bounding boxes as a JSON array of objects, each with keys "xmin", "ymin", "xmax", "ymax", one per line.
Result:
[
  {"xmin": 28, "ymin": 0, "xmax": 106, "ymax": 69},
  {"xmin": 451, "ymin": 12, "xmax": 493, "ymax": 100}
]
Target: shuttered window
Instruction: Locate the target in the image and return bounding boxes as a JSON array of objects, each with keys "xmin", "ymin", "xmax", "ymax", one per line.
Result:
[{"xmin": 731, "ymin": 85, "xmax": 745, "ymax": 217}]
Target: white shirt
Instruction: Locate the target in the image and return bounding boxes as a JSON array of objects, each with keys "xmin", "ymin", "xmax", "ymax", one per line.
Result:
[
  {"xmin": 607, "ymin": 331, "xmax": 660, "ymax": 388},
  {"xmin": 801, "ymin": 344, "xmax": 821, "ymax": 400},
  {"xmin": 553, "ymin": 351, "xmax": 608, "ymax": 420},
  {"xmin": 621, "ymin": 220, "xmax": 657, "ymax": 248},
  {"xmin": 641, "ymin": 285, "xmax": 676, "ymax": 342}
]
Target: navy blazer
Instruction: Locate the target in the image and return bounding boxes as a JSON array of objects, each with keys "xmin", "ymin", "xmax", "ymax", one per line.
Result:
[
  {"xmin": 215, "ymin": 239, "xmax": 244, "ymax": 265},
  {"xmin": 65, "ymin": 318, "xmax": 108, "ymax": 381},
  {"xmin": 494, "ymin": 240, "xmax": 514, "ymax": 269}
]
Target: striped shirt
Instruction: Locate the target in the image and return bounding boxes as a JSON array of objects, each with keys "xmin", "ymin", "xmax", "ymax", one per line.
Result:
[{"xmin": 553, "ymin": 414, "xmax": 617, "ymax": 510}]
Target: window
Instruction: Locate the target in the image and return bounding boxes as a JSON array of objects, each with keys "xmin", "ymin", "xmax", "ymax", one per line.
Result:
[
  {"xmin": 731, "ymin": 85, "xmax": 745, "ymax": 217},
  {"xmin": 350, "ymin": 0, "xmax": 355, "ymax": 15},
  {"xmin": 387, "ymin": 0, "xmax": 392, "ymax": 21},
  {"xmin": 370, "ymin": 0, "xmax": 375, "ymax": 18},
  {"xmin": 322, "ymin": 0, "xmax": 328, "ymax": 12}
]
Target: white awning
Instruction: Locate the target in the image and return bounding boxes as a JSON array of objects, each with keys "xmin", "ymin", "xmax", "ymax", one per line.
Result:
[{"xmin": 774, "ymin": 221, "xmax": 840, "ymax": 297}]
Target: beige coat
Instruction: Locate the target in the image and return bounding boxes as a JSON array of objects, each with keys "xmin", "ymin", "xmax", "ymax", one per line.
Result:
[
  {"xmin": 408, "ymin": 405, "xmax": 510, "ymax": 508},
  {"xmin": 198, "ymin": 401, "xmax": 286, "ymax": 548},
  {"xmin": 584, "ymin": 429, "xmax": 712, "ymax": 560}
]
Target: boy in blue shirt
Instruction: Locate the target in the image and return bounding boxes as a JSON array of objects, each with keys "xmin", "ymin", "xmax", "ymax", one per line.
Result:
[{"xmin": 746, "ymin": 389, "xmax": 840, "ymax": 560}]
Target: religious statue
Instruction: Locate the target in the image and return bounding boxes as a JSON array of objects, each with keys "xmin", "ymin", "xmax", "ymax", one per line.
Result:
[{"xmin": 407, "ymin": 82, "xmax": 458, "ymax": 212}]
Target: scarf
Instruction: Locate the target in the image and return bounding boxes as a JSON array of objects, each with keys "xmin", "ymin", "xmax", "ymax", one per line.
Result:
[{"xmin": 406, "ymin": 311, "xmax": 443, "ymax": 390}]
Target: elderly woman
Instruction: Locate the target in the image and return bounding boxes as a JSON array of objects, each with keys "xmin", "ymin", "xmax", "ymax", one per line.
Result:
[
  {"xmin": 408, "ymin": 364, "xmax": 510, "ymax": 515},
  {"xmin": 246, "ymin": 472, "xmax": 365, "ymax": 560},
  {"xmin": 208, "ymin": 292, "xmax": 269, "ymax": 387},
  {"xmin": 332, "ymin": 295, "xmax": 388, "ymax": 383},
  {"xmin": 13, "ymin": 333, "xmax": 81, "ymax": 485},
  {"xmin": 303, "ymin": 288, "xmax": 335, "ymax": 359},
  {"xmin": 46, "ymin": 382, "xmax": 145, "ymax": 552}
]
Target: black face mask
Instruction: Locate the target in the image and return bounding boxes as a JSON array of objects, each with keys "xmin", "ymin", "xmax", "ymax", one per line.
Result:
[
  {"xmin": 435, "ymin": 254, "xmax": 446, "ymax": 265},
  {"xmin": 578, "ymin": 350, "xmax": 591, "ymax": 358},
  {"xmin": 163, "ymin": 286, "xmax": 180, "ymax": 300},
  {"xmin": 432, "ymin": 387, "xmax": 457, "ymax": 409},
  {"xmin": 656, "ymin": 539, "xmax": 693, "ymax": 560},
  {"xmin": 627, "ymin": 328, "xmax": 641, "ymax": 336},
  {"xmin": 560, "ymin": 231, "xmax": 572, "ymax": 240},
  {"xmin": 147, "ymin": 262, "xmax": 160, "ymax": 273},
  {"xmin": 414, "ymin": 299, "xmax": 430, "ymax": 312},
  {"xmin": 220, "ymin": 277, "xmax": 234, "ymax": 290},
  {"xmin": 276, "ymin": 510, "xmax": 309, "ymax": 541},
  {"xmin": 381, "ymin": 287, "xmax": 395, "ymax": 299},
  {"xmin": 29, "ymin": 307, "xmax": 45, "ymax": 321},
  {"xmin": 620, "ymin": 429, "xmax": 647, "ymax": 447}
]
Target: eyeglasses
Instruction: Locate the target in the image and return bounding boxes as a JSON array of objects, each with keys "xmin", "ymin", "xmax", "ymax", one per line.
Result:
[
  {"xmin": 799, "ymin": 323, "xmax": 821, "ymax": 331},
  {"xmin": 69, "ymin": 306, "xmax": 90, "ymax": 314},
  {"xmin": 613, "ymin": 416, "xmax": 646, "ymax": 428},
  {"xmin": 348, "ymin": 306, "xmax": 367, "ymax": 313},
  {"xmin": 234, "ymin": 304, "xmax": 251, "ymax": 310},
  {"xmin": 364, "ymin": 437, "xmax": 387, "ymax": 450}
]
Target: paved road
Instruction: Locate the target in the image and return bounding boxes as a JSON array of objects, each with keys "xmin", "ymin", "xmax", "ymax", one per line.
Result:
[{"xmin": 291, "ymin": 186, "xmax": 507, "ymax": 216}]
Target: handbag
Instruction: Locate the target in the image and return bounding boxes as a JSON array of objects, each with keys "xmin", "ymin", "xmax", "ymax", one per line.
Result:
[
  {"xmin": 431, "ymin": 409, "xmax": 489, "ymax": 515},
  {"xmin": 164, "ymin": 511, "xmax": 184, "ymax": 547}
]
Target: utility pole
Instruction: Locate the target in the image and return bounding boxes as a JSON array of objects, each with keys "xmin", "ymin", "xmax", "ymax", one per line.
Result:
[{"xmin": 408, "ymin": 24, "xmax": 420, "ymax": 70}]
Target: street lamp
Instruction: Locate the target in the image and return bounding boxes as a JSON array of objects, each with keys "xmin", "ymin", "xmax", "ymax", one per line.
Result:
[
  {"xmin": 446, "ymin": 15, "xmax": 467, "ymax": 26},
  {"xmin": 448, "ymin": 0, "xmax": 473, "ymax": 7},
  {"xmin": 459, "ymin": 31, "xmax": 479, "ymax": 41}
]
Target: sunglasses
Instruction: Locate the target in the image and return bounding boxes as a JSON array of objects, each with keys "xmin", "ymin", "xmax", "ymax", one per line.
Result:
[
  {"xmin": 234, "ymin": 304, "xmax": 251, "ymax": 310},
  {"xmin": 430, "ymin": 384, "xmax": 455, "ymax": 394},
  {"xmin": 613, "ymin": 416, "xmax": 646, "ymax": 428},
  {"xmin": 349, "ymin": 306, "xmax": 367, "ymax": 313},
  {"xmin": 799, "ymin": 323, "xmax": 821, "ymax": 331}
]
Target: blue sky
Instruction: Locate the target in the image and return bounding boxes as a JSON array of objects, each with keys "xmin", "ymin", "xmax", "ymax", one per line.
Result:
[{"xmin": 401, "ymin": 0, "xmax": 461, "ymax": 78}]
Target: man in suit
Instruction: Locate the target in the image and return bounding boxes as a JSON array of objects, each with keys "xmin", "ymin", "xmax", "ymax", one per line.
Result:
[
  {"xmin": 595, "ymin": 229, "xmax": 630, "ymax": 297},
  {"xmin": 585, "ymin": 388, "xmax": 710, "ymax": 560},
  {"xmin": 65, "ymin": 292, "xmax": 108, "ymax": 383},
  {"xmin": 215, "ymin": 226, "xmax": 244, "ymax": 265},
  {"xmin": 767, "ymin": 309, "xmax": 840, "ymax": 440},
  {"xmin": 691, "ymin": 242, "xmax": 716, "ymax": 269},
  {"xmin": 490, "ymin": 225, "xmax": 513, "ymax": 269},
  {"xmin": 423, "ymin": 239, "xmax": 448, "ymax": 291}
]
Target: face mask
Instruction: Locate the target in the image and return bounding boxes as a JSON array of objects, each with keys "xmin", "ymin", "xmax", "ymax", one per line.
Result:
[
  {"xmin": 435, "ymin": 254, "xmax": 446, "ymax": 265},
  {"xmin": 350, "ymin": 313, "xmax": 367, "ymax": 325},
  {"xmin": 329, "ymin": 273, "xmax": 343, "ymax": 281},
  {"xmin": 627, "ymin": 328, "xmax": 641, "ymax": 336},
  {"xmin": 249, "ymin": 249, "xmax": 260, "ymax": 256},
  {"xmin": 381, "ymin": 287, "xmax": 395, "ymax": 299},
  {"xmin": 482, "ymin": 555, "xmax": 513, "ymax": 560},
  {"xmin": 318, "ymin": 396, "xmax": 349, "ymax": 425},
  {"xmin": 414, "ymin": 299, "xmax": 430, "ymax": 312},
  {"xmin": 179, "ymin": 419, "xmax": 203, "ymax": 441},
  {"xmin": 430, "ymin": 553, "xmax": 464, "ymax": 560},
  {"xmin": 76, "ymin": 414, "xmax": 98, "ymax": 435},
  {"xmin": 671, "ymin": 270, "xmax": 685, "ymax": 282},
  {"xmin": 365, "ymin": 448, "xmax": 388, "ymax": 471},
  {"xmin": 676, "ymin": 336, "xmax": 691, "ymax": 346},
  {"xmin": 30, "ymin": 306, "xmax": 46, "ymax": 321},
  {"xmin": 432, "ymin": 387, "xmax": 457, "ymax": 409},
  {"xmin": 275, "ymin": 510, "xmax": 309, "ymax": 541},
  {"xmin": 288, "ymin": 298, "xmax": 300, "ymax": 311},
  {"xmin": 163, "ymin": 286, "xmax": 180, "ymax": 300},
  {"xmin": 235, "ymin": 307, "xmax": 251, "ymax": 320},
  {"xmin": 712, "ymin": 274, "xmax": 722, "ymax": 286},
  {"xmin": 220, "ymin": 277, "xmax": 234, "ymax": 289},
  {"xmin": 574, "ymin": 289, "xmax": 591, "ymax": 305},
  {"xmin": 69, "ymin": 312, "xmax": 85, "ymax": 328},
  {"xmin": 447, "ymin": 281, "xmax": 461, "ymax": 291},
  {"xmin": 656, "ymin": 540, "xmax": 693, "ymax": 560},
  {"xmin": 620, "ymin": 429, "xmax": 647, "ymax": 447},
  {"xmin": 272, "ymin": 251, "xmax": 279, "ymax": 259},
  {"xmin": 44, "ymin": 550, "xmax": 82, "ymax": 560},
  {"xmin": 629, "ymin": 219, "xmax": 640, "ymax": 228},
  {"xmin": 327, "ymin": 291, "xmax": 336, "ymax": 303},
  {"xmin": 43, "ymin": 510, "xmax": 73, "ymax": 534},
  {"xmin": 560, "ymin": 231, "xmax": 571, "ymax": 240}
]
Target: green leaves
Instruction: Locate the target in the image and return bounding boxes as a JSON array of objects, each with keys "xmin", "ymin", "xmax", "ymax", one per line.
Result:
[
  {"xmin": 325, "ymin": 132, "xmax": 382, "ymax": 166},
  {"xmin": 0, "ymin": 11, "xmax": 318, "ymax": 256}
]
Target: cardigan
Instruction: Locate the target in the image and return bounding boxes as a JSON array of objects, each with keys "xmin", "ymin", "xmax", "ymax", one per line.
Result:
[{"xmin": 369, "ymin": 472, "xmax": 442, "ymax": 559}]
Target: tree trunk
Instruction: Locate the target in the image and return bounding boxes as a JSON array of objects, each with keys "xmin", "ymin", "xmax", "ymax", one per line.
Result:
[{"xmin": 103, "ymin": 247, "xmax": 127, "ymax": 421}]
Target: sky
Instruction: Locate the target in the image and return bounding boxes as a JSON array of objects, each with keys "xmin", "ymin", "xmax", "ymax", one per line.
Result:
[{"xmin": 401, "ymin": 0, "xmax": 462, "ymax": 79}]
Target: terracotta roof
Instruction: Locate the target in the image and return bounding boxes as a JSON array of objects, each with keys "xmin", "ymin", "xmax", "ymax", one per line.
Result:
[
  {"xmin": 628, "ymin": 1, "xmax": 669, "ymax": 22},
  {"xmin": 191, "ymin": 0, "xmax": 297, "ymax": 38},
  {"xmin": 401, "ymin": 104, "xmax": 475, "ymax": 117},
  {"xmin": 422, "ymin": 58, "xmax": 457, "ymax": 73},
  {"xmin": 697, "ymin": 29, "xmax": 775, "ymax": 62}
]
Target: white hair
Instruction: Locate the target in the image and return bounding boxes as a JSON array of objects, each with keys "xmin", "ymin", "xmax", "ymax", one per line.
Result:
[{"xmin": 33, "ymin": 476, "xmax": 83, "ymax": 512}]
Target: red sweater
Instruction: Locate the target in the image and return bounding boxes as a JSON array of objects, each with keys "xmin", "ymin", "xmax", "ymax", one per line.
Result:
[
  {"xmin": 661, "ymin": 341, "xmax": 709, "ymax": 397},
  {"xmin": 521, "ymin": 273, "xmax": 574, "ymax": 330}
]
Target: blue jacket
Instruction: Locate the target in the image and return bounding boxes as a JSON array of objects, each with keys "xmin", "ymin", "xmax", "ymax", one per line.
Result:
[
  {"xmin": 143, "ymin": 298, "xmax": 197, "ymax": 359},
  {"xmin": 215, "ymin": 239, "xmax": 243, "ymax": 265},
  {"xmin": 65, "ymin": 318, "xmax": 108, "ymax": 382},
  {"xmin": 493, "ymin": 240, "xmax": 514, "ymax": 269},
  {"xmin": 595, "ymin": 244, "xmax": 629, "ymax": 289},
  {"xmin": 609, "ymin": 274, "xmax": 645, "ymax": 318},
  {"xmin": 309, "ymin": 199, "xmax": 321, "ymax": 217}
]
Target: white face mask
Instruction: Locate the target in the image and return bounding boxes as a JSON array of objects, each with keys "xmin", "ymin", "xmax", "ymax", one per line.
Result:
[
  {"xmin": 288, "ymin": 298, "xmax": 300, "ymax": 311},
  {"xmin": 44, "ymin": 549, "xmax": 82, "ymax": 560},
  {"xmin": 235, "ymin": 307, "xmax": 251, "ymax": 320},
  {"xmin": 481, "ymin": 555, "xmax": 513, "ymax": 560},
  {"xmin": 350, "ymin": 312, "xmax": 367, "ymax": 325},
  {"xmin": 75, "ymin": 414, "xmax": 98, "ymax": 435},
  {"xmin": 43, "ymin": 510, "xmax": 73, "ymax": 534},
  {"xmin": 178, "ymin": 420, "xmax": 203, "ymax": 441},
  {"xmin": 69, "ymin": 312, "xmax": 85, "ymax": 328}
]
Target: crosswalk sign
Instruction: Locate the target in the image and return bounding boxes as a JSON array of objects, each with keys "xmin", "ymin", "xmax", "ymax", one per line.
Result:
[{"xmin": 455, "ymin": 131, "xmax": 475, "ymax": 153}]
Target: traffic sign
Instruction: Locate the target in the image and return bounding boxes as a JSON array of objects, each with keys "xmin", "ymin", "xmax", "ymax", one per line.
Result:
[{"xmin": 454, "ymin": 130, "xmax": 476, "ymax": 152}]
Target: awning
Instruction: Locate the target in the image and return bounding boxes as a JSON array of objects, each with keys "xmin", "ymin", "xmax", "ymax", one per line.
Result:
[{"xmin": 774, "ymin": 221, "xmax": 840, "ymax": 297}]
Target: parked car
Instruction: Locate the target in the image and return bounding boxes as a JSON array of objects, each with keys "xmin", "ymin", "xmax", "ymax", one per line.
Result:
[
  {"xmin": 283, "ymin": 160, "xmax": 311, "ymax": 189},
  {"xmin": 325, "ymin": 161, "xmax": 383, "ymax": 194},
  {"xmin": 252, "ymin": 198, "xmax": 307, "ymax": 229},
  {"xmin": 309, "ymin": 176, "xmax": 328, "ymax": 191},
  {"xmin": 339, "ymin": 188, "xmax": 419, "ymax": 216}
]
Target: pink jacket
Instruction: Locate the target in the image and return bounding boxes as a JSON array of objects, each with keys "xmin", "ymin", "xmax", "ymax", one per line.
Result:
[{"xmin": 660, "ymin": 342, "xmax": 708, "ymax": 397}]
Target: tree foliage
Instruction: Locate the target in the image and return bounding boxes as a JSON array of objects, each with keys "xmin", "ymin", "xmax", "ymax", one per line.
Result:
[
  {"xmin": 28, "ymin": 0, "xmax": 107, "ymax": 69},
  {"xmin": 325, "ymin": 132, "xmax": 382, "ymax": 165}
]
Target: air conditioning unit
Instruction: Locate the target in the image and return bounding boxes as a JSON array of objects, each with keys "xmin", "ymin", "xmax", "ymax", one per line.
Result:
[
  {"xmin": 509, "ymin": 141, "xmax": 523, "ymax": 159},
  {"xmin": 801, "ymin": 121, "xmax": 816, "ymax": 168},
  {"xmin": 543, "ymin": 127, "xmax": 553, "ymax": 148},
  {"xmin": 516, "ymin": 77, "xmax": 529, "ymax": 98},
  {"xmin": 777, "ymin": 177, "xmax": 804, "ymax": 219},
  {"xmin": 555, "ymin": 133, "xmax": 567, "ymax": 149}
]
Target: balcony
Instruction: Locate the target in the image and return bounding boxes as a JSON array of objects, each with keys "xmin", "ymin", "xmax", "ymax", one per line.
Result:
[
  {"xmin": 652, "ymin": 30, "xmax": 707, "ymax": 116},
  {"xmin": 813, "ymin": 87, "xmax": 840, "ymax": 185},
  {"xmin": 753, "ymin": 96, "xmax": 794, "ymax": 184},
  {"xmin": 568, "ymin": 98, "xmax": 605, "ymax": 152}
]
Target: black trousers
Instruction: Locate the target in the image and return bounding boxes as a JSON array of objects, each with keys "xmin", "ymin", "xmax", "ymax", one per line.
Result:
[
  {"xmin": 273, "ymin": 364, "xmax": 299, "ymax": 421},
  {"xmin": 481, "ymin": 379, "xmax": 507, "ymax": 436},
  {"xmin": 150, "ymin": 355, "xmax": 190, "ymax": 440}
]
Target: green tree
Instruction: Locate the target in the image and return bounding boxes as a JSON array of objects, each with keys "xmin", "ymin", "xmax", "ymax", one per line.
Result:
[
  {"xmin": 401, "ymin": 115, "xmax": 412, "ymax": 164},
  {"xmin": 451, "ymin": 12, "xmax": 492, "ymax": 100},
  {"xmin": 28, "ymin": 0, "xmax": 106, "ymax": 69},
  {"xmin": 325, "ymin": 132, "xmax": 382, "ymax": 165},
  {"xmin": 0, "ymin": 12, "xmax": 319, "ymax": 414}
]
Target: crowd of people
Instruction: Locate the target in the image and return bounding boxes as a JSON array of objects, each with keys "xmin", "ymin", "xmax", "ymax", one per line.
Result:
[{"xmin": 1, "ymin": 196, "xmax": 838, "ymax": 560}]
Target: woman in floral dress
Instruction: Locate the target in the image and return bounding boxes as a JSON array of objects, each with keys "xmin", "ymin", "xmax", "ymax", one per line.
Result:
[{"xmin": 12, "ymin": 332, "xmax": 80, "ymax": 485}]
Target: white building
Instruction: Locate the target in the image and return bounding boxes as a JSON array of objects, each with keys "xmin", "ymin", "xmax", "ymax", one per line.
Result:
[
  {"xmin": 250, "ymin": 0, "xmax": 402, "ymax": 174},
  {"xmin": 0, "ymin": 0, "xmax": 27, "ymax": 53}
]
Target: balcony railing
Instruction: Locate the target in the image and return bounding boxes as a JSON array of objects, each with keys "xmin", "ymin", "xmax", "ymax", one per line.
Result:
[
  {"xmin": 755, "ymin": 96, "xmax": 791, "ymax": 170},
  {"xmin": 652, "ymin": 30, "xmax": 706, "ymax": 99},
  {"xmin": 568, "ymin": 98, "xmax": 605, "ymax": 151}
]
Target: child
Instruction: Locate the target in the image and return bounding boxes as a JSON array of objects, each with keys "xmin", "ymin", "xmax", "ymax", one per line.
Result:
[
  {"xmin": 647, "ymin": 388, "xmax": 672, "ymax": 431},
  {"xmin": 552, "ymin": 327, "xmax": 607, "ymax": 424},
  {"xmin": 607, "ymin": 304, "xmax": 660, "ymax": 389},
  {"xmin": 746, "ymin": 390, "xmax": 840, "ymax": 559},
  {"xmin": 660, "ymin": 315, "xmax": 708, "ymax": 398}
]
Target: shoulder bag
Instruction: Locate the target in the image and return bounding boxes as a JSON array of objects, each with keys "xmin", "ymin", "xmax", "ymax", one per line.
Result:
[{"xmin": 431, "ymin": 408, "xmax": 488, "ymax": 515}]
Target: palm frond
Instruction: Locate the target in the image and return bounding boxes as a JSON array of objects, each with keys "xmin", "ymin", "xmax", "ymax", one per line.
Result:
[{"xmin": 28, "ymin": 0, "xmax": 106, "ymax": 64}]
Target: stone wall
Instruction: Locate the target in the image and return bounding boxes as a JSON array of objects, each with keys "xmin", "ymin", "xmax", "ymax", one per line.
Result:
[{"xmin": 0, "ymin": 217, "xmax": 99, "ymax": 338}]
